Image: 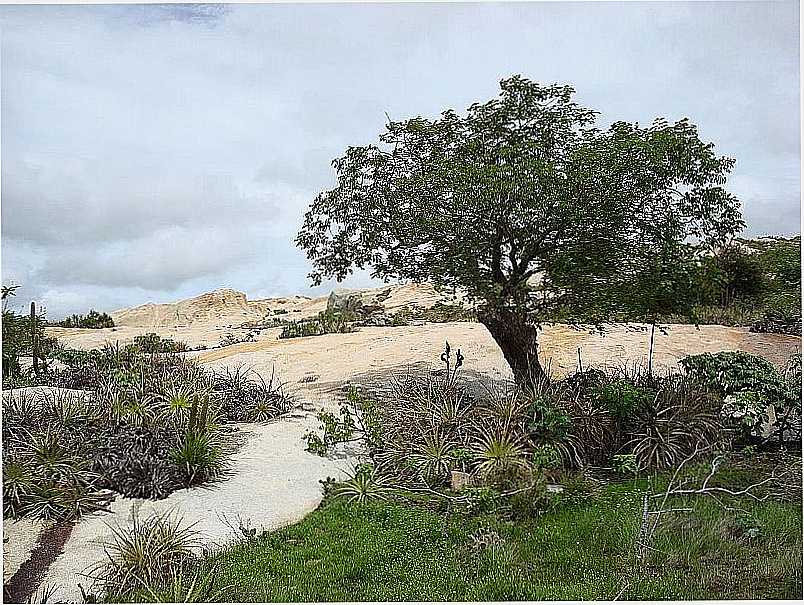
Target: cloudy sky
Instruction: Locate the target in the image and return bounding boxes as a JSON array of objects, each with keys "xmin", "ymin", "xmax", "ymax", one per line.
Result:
[{"xmin": 1, "ymin": 1, "xmax": 799, "ymax": 318}]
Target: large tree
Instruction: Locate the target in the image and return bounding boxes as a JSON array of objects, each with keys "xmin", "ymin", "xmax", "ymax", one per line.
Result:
[{"xmin": 296, "ymin": 76, "xmax": 743, "ymax": 386}]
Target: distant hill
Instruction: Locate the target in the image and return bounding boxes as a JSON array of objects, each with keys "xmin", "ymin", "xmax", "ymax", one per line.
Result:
[{"xmin": 110, "ymin": 283, "xmax": 457, "ymax": 328}]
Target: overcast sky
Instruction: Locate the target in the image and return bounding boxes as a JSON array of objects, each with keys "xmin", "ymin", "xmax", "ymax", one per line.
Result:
[{"xmin": 1, "ymin": 1, "xmax": 799, "ymax": 318}]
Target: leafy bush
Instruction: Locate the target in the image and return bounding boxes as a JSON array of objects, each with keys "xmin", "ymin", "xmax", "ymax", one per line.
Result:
[
  {"xmin": 681, "ymin": 351, "xmax": 801, "ymax": 443},
  {"xmin": 57, "ymin": 309, "xmax": 115, "ymax": 329}
]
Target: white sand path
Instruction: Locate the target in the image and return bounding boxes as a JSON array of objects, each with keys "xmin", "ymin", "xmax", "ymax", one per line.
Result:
[{"xmin": 39, "ymin": 410, "xmax": 354, "ymax": 603}]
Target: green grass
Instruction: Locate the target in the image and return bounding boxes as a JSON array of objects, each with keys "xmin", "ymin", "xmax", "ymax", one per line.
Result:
[{"xmin": 118, "ymin": 472, "xmax": 801, "ymax": 602}]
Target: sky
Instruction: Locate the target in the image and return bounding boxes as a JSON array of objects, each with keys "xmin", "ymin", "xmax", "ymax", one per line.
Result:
[{"xmin": 1, "ymin": 1, "xmax": 800, "ymax": 318}]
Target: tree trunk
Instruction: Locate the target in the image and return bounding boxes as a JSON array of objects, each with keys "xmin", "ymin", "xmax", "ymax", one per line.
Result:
[{"xmin": 477, "ymin": 305, "xmax": 545, "ymax": 388}]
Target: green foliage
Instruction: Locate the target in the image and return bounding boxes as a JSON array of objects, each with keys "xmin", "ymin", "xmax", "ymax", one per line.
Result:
[
  {"xmin": 156, "ymin": 465, "xmax": 801, "ymax": 600},
  {"xmin": 2, "ymin": 417, "xmax": 110, "ymax": 520},
  {"xmin": 131, "ymin": 333, "xmax": 189, "ymax": 353},
  {"xmin": 279, "ymin": 309, "xmax": 355, "ymax": 339},
  {"xmin": 170, "ymin": 430, "xmax": 223, "ymax": 486},
  {"xmin": 680, "ymin": 351, "xmax": 778, "ymax": 395},
  {"xmin": 211, "ymin": 365, "xmax": 294, "ymax": 423},
  {"xmin": 305, "ymin": 386, "xmax": 381, "ymax": 456},
  {"xmin": 681, "ymin": 351, "xmax": 802, "ymax": 443},
  {"xmin": 598, "ymin": 379, "xmax": 654, "ymax": 419},
  {"xmin": 57, "ymin": 309, "xmax": 115, "ymax": 329},
  {"xmin": 297, "ymin": 76, "xmax": 743, "ymax": 383},
  {"xmin": 330, "ymin": 464, "xmax": 393, "ymax": 504},
  {"xmin": 91, "ymin": 511, "xmax": 200, "ymax": 599},
  {"xmin": 661, "ymin": 236, "xmax": 801, "ymax": 332},
  {"xmin": 613, "ymin": 453, "xmax": 638, "ymax": 475}
]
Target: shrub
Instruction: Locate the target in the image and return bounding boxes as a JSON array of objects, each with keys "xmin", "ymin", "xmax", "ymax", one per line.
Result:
[
  {"xmin": 57, "ymin": 309, "xmax": 115, "ymax": 329},
  {"xmin": 219, "ymin": 331, "xmax": 256, "ymax": 347},
  {"xmin": 211, "ymin": 365, "xmax": 294, "ymax": 422},
  {"xmin": 624, "ymin": 375, "xmax": 723, "ymax": 470},
  {"xmin": 131, "ymin": 333, "xmax": 189, "ymax": 354},
  {"xmin": 171, "ymin": 430, "xmax": 224, "ymax": 486},
  {"xmin": 681, "ymin": 351, "xmax": 801, "ymax": 443},
  {"xmin": 279, "ymin": 310, "xmax": 355, "ymax": 339},
  {"xmin": 330, "ymin": 464, "xmax": 393, "ymax": 504}
]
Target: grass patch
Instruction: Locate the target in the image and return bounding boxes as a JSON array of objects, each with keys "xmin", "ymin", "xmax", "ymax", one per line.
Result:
[{"xmin": 120, "ymin": 471, "xmax": 801, "ymax": 602}]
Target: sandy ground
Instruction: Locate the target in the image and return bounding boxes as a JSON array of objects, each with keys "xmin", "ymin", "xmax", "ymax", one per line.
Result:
[
  {"xmin": 7, "ymin": 318, "xmax": 800, "ymax": 599},
  {"xmin": 40, "ymin": 414, "xmax": 354, "ymax": 602}
]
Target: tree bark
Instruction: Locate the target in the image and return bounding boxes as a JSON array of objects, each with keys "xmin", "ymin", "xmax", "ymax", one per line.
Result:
[{"xmin": 477, "ymin": 305, "xmax": 545, "ymax": 388}]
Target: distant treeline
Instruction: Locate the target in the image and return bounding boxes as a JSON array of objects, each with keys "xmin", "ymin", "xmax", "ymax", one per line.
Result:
[{"xmin": 661, "ymin": 235, "xmax": 801, "ymax": 334}]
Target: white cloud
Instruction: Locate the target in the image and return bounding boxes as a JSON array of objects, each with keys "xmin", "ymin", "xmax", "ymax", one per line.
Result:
[{"xmin": 1, "ymin": 1, "xmax": 799, "ymax": 317}]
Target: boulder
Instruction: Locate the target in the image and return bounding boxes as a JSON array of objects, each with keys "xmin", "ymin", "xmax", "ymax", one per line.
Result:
[{"xmin": 327, "ymin": 288, "xmax": 392, "ymax": 316}]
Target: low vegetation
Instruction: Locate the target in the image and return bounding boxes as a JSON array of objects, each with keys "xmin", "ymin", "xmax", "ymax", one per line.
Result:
[
  {"xmin": 391, "ymin": 302, "xmax": 476, "ymax": 326},
  {"xmin": 131, "ymin": 333, "xmax": 189, "ymax": 353},
  {"xmin": 55, "ymin": 309, "xmax": 115, "ymax": 329},
  {"xmin": 279, "ymin": 310, "xmax": 356, "ymax": 339},
  {"xmin": 105, "ymin": 451, "xmax": 801, "ymax": 602},
  {"xmin": 307, "ymin": 345, "xmax": 800, "ymax": 485},
  {"xmin": 2, "ymin": 347, "xmax": 294, "ymax": 521}
]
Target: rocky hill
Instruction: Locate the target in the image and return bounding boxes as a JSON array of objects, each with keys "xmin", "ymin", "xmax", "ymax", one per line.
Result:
[{"xmin": 110, "ymin": 283, "xmax": 456, "ymax": 328}]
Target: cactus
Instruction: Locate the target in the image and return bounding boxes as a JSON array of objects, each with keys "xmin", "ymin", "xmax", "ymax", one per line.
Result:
[{"xmin": 30, "ymin": 301, "xmax": 40, "ymax": 376}]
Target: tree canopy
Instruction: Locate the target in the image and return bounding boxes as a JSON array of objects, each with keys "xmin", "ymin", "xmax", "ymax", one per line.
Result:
[{"xmin": 296, "ymin": 76, "xmax": 744, "ymax": 384}]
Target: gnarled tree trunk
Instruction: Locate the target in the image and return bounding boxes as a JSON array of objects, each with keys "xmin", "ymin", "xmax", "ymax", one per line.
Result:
[{"xmin": 477, "ymin": 305, "xmax": 544, "ymax": 388}]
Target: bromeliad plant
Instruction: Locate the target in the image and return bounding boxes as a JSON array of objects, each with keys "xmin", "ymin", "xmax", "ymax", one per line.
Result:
[
  {"xmin": 2, "ymin": 350, "xmax": 295, "ymax": 520},
  {"xmin": 308, "ymin": 344, "xmax": 737, "ymax": 508}
]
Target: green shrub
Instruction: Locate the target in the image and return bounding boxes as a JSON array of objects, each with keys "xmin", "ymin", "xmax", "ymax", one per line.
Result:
[
  {"xmin": 57, "ymin": 309, "xmax": 115, "ymax": 329},
  {"xmin": 681, "ymin": 351, "xmax": 801, "ymax": 443},
  {"xmin": 130, "ymin": 333, "xmax": 189, "ymax": 354},
  {"xmin": 171, "ymin": 430, "xmax": 223, "ymax": 486},
  {"xmin": 91, "ymin": 511, "xmax": 200, "ymax": 599},
  {"xmin": 279, "ymin": 310, "xmax": 355, "ymax": 339}
]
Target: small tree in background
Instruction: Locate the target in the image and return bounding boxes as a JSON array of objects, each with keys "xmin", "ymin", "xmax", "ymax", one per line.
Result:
[{"xmin": 296, "ymin": 76, "xmax": 743, "ymax": 386}]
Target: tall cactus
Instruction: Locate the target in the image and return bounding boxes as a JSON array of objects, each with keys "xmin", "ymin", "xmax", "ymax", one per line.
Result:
[{"xmin": 30, "ymin": 301, "xmax": 40, "ymax": 376}]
